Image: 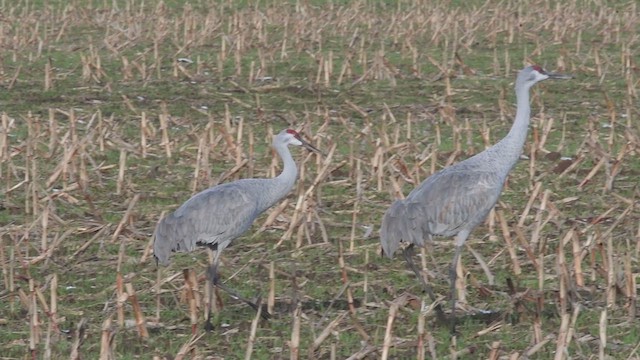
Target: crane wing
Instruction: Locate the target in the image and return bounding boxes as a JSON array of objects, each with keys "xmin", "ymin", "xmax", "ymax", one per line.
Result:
[
  {"xmin": 153, "ymin": 183, "xmax": 259, "ymax": 265},
  {"xmin": 407, "ymin": 169, "xmax": 504, "ymax": 237},
  {"xmin": 381, "ymin": 169, "xmax": 504, "ymax": 258}
]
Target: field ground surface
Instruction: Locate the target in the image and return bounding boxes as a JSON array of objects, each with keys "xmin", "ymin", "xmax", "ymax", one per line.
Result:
[{"xmin": 0, "ymin": 0, "xmax": 639, "ymax": 359}]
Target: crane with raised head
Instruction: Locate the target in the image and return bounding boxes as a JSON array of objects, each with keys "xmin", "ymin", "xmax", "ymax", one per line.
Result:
[
  {"xmin": 153, "ymin": 128, "xmax": 321, "ymax": 329},
  {"xmin": 380, "ymin": 65, "xmax": 571, "ymax": 332}
]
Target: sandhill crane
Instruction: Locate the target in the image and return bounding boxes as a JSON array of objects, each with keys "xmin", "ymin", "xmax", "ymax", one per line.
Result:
[
  {"xmin": 154, "ymin": 128, "xmax": 321, "ymax": 328},
  {"xmin": 380, "ymin": 65, "xmax": 571, "ymax": 331}
]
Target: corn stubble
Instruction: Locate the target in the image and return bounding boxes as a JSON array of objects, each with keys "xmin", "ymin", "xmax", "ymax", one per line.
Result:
[{"xmin": 0, "ymin": 0, "xmax": 638, "ymax": 359}]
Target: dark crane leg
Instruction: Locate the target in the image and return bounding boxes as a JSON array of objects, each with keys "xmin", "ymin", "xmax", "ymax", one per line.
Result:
[
  {"xmin": 204, "ymin": 249, "xmax": 270, "ymax": 331},
  {"xmin": 402, "ymin": 244, "xmax": 447, "ymax": 323}
]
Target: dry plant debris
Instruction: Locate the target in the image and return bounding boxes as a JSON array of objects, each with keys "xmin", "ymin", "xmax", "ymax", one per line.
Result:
[{"xmin": 0, "ymin": 0, "xmax": 638, "ymax": 359}]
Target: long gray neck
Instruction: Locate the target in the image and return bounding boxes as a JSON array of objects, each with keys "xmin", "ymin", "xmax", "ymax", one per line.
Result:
[
  {"xmin": 274, "ymin": 141, "xmax": 297, "ymax": 189},
  {"xmin": 489, "ymin": 81, "xmax": 532, "ymax": 172},
  {"xmin": 258, "ymin": 141, "xmax": 297, "ymax": 210}
]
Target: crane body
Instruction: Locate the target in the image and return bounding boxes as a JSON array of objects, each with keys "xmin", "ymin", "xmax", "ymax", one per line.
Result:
[
  {"xmin": 154, "ymin": 177, "xmax": 295, "ymax": 265},
  {"xmin": 380, "ymin": 66, "xmax": 571, "ymax": 332},
  {"xmin": 153, "ymin": 129, "xmax": 320, "ymax": 327}
]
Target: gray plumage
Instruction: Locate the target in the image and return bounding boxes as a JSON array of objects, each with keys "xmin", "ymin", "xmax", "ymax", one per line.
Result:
[
  {"xmin": 381, "ymin": 169, "xmax": 502, "ymax": 257},
  {"xmin": 154, "ymin": 178, "xmax": 295, "ymax": 265},
  {"xmin": 153, "ymin": 128, "xmax": 320, "ymax": 325},
  {"xmin": 380, "ymin": 65, "xmax": 571, "ymax": 330}
]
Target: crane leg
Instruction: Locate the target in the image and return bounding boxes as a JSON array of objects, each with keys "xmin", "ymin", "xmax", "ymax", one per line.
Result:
[
  {"xmin": 448, "ymin": 242, "xmax": 464, "ymax": 335},
  {"xmin": 205, "ymin": 251, "xmax": 271, "ymax": 328},
  {"xmin": 204, "ymin": 250, "xmax": 220, "ymax": 332},
  {"xmin": 402, "ymin": 244, "xmax": 447, "ymax": 323}
]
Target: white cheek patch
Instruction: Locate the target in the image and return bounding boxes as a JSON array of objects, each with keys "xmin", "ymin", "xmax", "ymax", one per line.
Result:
[
  {"xmin": 534, "ymin": 72, "xmax": 548, "ymax": 81},
  {"xmin": 291, "ymin": 138, "xmax": 303, "ymax": 146}
]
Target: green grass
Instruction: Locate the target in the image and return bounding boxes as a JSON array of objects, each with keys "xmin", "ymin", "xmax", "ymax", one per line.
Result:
[{"xmin": 1, "ymin": 0, "xmax": 639, "ymax": 359}]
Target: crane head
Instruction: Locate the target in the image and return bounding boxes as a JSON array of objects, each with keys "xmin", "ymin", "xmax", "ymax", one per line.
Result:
[
  {"xmin": 518, "ymin": 65, "xmax": 572, "ymax": 89},
  {"xmin": 280, "ymin": 129, "xmax": 322, "ymax": 154}
]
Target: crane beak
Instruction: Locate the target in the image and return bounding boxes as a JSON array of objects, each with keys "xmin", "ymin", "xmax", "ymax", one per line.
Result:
[
  {"xmin": 300, "ymin": 138, "xmax": 324, "ymax": 155},
  {"xmin": 547, "ymin": 72, "xmax": 573, "ymax": 80}
]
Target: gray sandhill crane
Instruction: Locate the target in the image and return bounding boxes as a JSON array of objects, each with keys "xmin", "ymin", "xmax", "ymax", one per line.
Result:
[
  {"xmin": 380, "ymin": 65, "xmax": 571, "ymax": 331},
  {"xmin": 154, "ymin": 129, "xmax": 321, "ymax": 329}
]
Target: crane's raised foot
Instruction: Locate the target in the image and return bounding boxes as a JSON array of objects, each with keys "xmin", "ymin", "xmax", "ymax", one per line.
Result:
[
  {"xmin": 210, "ymin": 278, "xmax": 271, "ymax": 320},
  {"xmin": 230, "ymin": 292, "xmax": 271, "ymax": 321},
  {"xmin": 214, "ymin": 282, "xmax": 271, "ymax": 320},
  {"xmin": 207, "ymin": 264, "xmax": 271, "ymax": 320},
  {"xmin": 202, "ymin": 292, "xmax": 270, "ymax": 332}
]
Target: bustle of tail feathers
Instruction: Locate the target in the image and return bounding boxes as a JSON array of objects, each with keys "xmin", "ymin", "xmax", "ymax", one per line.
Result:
[
  {"xmin": 380, "ymin": 199, "xmax": 406, "ymax": 258},
  {"xmin": 380, "ymin": 199, "xmax": 427, "ymax": 259},
  {"xmin": 153, "ymin": 214, "xmax": 192, "ymax": 266},
  {"xmin": 152, "ymin": 221, "xmax": 171, "ymax": 266}
]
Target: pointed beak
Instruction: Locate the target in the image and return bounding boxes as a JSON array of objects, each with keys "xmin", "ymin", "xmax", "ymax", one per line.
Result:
[
  {"xmin": 300, "ymin": 138, "xmax": 324, "ymax": 155},
  {"xmin": 547, "ymin": 72, "xmax": 573, "ymax": 80}
]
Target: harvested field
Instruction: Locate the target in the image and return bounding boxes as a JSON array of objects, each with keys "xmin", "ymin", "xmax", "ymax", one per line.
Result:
[{"xmin": 0, "ymin": 0, "xmax": 639, "ymax": 359}]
